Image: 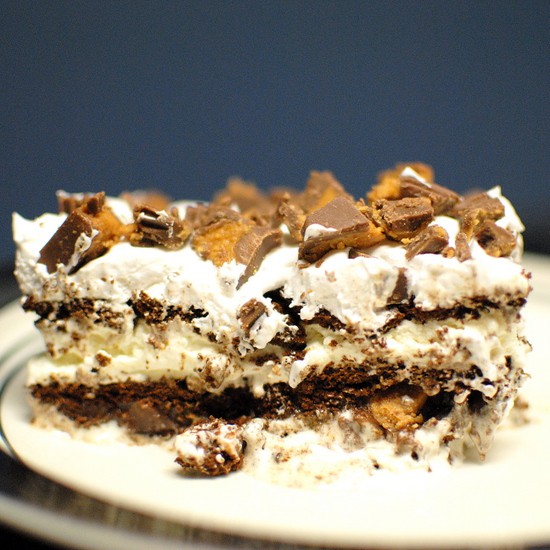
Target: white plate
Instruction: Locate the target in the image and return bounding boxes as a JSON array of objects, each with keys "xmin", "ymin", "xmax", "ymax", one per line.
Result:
[{"xmin": 1, "ymin": 254, "xmax": 550, "ymax": 549}]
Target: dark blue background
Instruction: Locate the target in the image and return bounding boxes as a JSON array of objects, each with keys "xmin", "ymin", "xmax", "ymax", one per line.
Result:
[{"xmin": 2, "ymin": 0, "xmax": 549, "ymax": 267}]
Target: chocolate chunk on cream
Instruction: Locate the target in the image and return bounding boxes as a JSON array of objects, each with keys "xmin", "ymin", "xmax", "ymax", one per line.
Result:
[
  {"xmin": 400, "ymin": 174, "xmax": 460, "ymax": 215},
  {"xmin": 238, "ymin": 299, "xmax": 268, "ymax": 336},
  {"xmin": 372, "ymin": 197, "xmax": 434, "ymax": 241},
  {"xmin": 299, "ymin": 197, "xmax": 384, "ymax": 263},
  {"xmin": 452, "ymin": 192, "xmax": 506, "ymax": 238},
  {"xmin": 38, "ymin": 192, "xmax": 123, "ymax": 274},
  {"xmin": 131, "ymin": 206, "xmax": 191, "ymax": 249},
  {"xmin": 235, "ymin": 226, "xmax": 283, "ymax": 288},
  {"xmin": 475, "ymin": 220, "xmax": 516, "ymax": 257},
  {"xmin": 405, "ymin": 224, "xmax": 449, "ymax": 260}
]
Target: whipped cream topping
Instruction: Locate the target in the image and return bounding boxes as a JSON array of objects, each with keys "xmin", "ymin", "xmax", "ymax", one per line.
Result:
[{"xmin": 13, "ymin": 186, "xmax": 529, "ymax": 340}]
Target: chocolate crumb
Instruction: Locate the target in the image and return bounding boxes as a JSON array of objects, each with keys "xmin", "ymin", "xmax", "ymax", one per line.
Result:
[
  {"xmin": 175, "ymin": 419, "xmax": 245, "ymax": 476},
  {"xmin": 455, "ymin": 232, "xmax": 472, "ymax": 262}
]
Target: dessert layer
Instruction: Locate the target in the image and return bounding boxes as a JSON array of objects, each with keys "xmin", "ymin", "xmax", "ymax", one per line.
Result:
[{"xmin": 24, "ymin": 301, "xmax": 528, "ymax": 401}]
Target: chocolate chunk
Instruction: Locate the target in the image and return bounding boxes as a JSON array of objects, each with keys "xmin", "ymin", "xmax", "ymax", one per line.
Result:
[
  {"xmin": 299, "ymin": 224, "xmax": 384, "ymax": 263},
  {"xmin": 238, "ymin": 299, "xmax": 268, "ymax": 336},
  {"xmin": 56, "ymin": 191, "xmax": 97, "ymax": 214},
  {"xmin": 278, "ymin": 194, "xmax": 307, "ymax": 241},
  {"xmin": 187, "ymin": 203, "xmax": 244, "ymax": 229},
  {"xmin": 452, "ymin": 192, "xmax": 505, "ymax": 220},
  {"xmin": 405, "ymin": 225, "xmax": 449, "ymax": 260},
  {"xmin": 299, "ymin": 198, "xmax": 385, "ymax": 263},
  {"xmin": 400, "ymin": 175, "xmax": 460, "ymax": 215},
  {"xmin": 372, "ymin": 197, "xmax": 434, "ymax": 241},
  {"xmin": 131, "ymin": 206, "xmax": 191, "ymax": 249},
  {"xmin": 38, "ymin": 192, "xmax": 123, "ymax": 274},
  {"xmin": 452, "ymin": 192, "xmax": 506, "ymax": 238},
  {"xmin": 213, "ymin": 177, "xmax": 265, "ymax": 213},
  {"xmin": 126, "ymin": 399, "xmax": 178, "ymax": 434},
  {"xmin": 192, "ymin": 216, "xmax": 254, "ymax": 267},
  {"xmin": 120, "ymin": 190, "xmax": 171, "ymax": 212},
  {"xmin": 300, "ymin": 171, "xmax": 353, "ymax": 214},
  {"xmin": 369, "ymin": 384, "xmax": 427, "ymax": 431},
  {"xmin": 475, "ymin": 220, "xmax": 516, "ymax": 257},
  {"xmin": 455, "ymin": 232, "xmax": 472, "ymax": 262},
  {"xmin": 235, "ymin": 227, "xmax": 283, "ymax": 288},
  {"xmin": 367, "ymin": 162, "xmax": 435, "ymax": 203},
  {"xmin": 386, "ymin": 268, "xmax": 409, "ymax": 305},
  {"xmin": 301, "ymin": 196, "xmax": 368, "ymax": 236}
]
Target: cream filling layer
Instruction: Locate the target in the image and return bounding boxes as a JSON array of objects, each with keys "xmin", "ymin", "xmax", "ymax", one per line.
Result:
[{"xmin": 27, "ymin": 306, "xmax": 528, "ymax": 400}]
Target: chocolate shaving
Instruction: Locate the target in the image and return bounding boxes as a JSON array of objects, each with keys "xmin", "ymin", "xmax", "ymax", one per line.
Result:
[
  {"xmin": 299, "ymin": 198, "xmax": 385, "ymax": 263},
  {"xmin": 238, "ymin": 299, "xmax": 268, "ymax": 336},
  {"xmin": 405, "ymin": 225, "xmax": 449, "ymax": 260},
  {"xmin": 372, "ymin": 197, "xmax": 434, "ymax": 241},
  {"xmin": 38, "ymin": 192, "xmax": 123, "ymax": 274},
  {"xmin": 131, "ymin": 206, "xmax": 191, "ymax": 249},
  {"xmin": 235, "ymin": 227, "xmax": 283, "ymax": 288},
  {"xmin": 474, "ymin": 220, "xmax": 516, "ymax": 257},
  {"xmin": 348, "ymin": 248, "xmax": 371, "ymax": 259}
]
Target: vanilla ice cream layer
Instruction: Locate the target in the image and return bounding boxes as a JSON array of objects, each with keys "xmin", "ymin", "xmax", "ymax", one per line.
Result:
[{"xmin": 26, "ymin": 303, "xmax": 528, "ymax": 404}]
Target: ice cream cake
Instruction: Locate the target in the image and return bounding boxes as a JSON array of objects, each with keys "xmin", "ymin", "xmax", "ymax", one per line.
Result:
[{"xmin": 12, "ymin": 163, "xmax": 531, "ymax": 483}]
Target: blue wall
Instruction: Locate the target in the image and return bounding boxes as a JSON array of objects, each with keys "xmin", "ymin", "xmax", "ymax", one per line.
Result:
[{"xmin": 2, "ymin": 0, "xmax": 549, "ymax": 266}]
